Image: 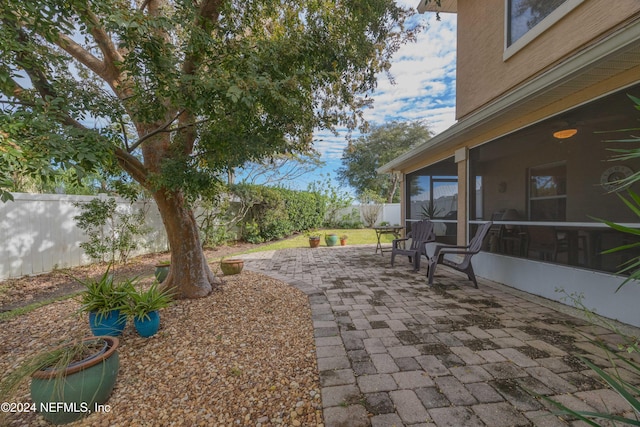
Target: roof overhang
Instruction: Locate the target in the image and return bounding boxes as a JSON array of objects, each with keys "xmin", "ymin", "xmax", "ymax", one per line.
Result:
[
  {"xmin": 417, "ymin": 0, "xmax": 457, "ymax": 14},
  {"xmin": 378, "ymin": 17, "xmax": 640, "ymax": 175}
]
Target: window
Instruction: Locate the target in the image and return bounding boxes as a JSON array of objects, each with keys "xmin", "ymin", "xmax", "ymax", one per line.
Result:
[
  {"xmin": 504, "ymin": 0, "xmax": 583, "ymax": 59},
  {"xmin": 507, "ymin": 0, "xmax": 567, "ymax": 46},
  {"xmin": 406, "ymin": 158, "xmax": 458, "ymax": 244},
  {"xmin": 529, "ymin": 162, "xmax": 566, "ymax": 221}
]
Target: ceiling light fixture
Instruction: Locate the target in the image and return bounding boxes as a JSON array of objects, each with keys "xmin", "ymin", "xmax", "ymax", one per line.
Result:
[{"xmin": 553, "ymin": 128, "xmax": 578, "ymax": 139}]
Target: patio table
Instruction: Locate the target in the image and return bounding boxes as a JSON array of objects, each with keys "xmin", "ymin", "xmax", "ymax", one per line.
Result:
[{"xmin": 373, "ymin": 225, "xmax": 404, "ymax": 255}]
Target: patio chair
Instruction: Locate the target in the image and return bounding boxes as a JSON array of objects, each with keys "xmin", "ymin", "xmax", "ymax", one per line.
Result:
[
  {"xmin": 390, "ymin": 220, "xmax": 435, "ymax": 271},
  {"xmin": 426, "ymin": 221, "xmax": 493, "ymax": 288}
]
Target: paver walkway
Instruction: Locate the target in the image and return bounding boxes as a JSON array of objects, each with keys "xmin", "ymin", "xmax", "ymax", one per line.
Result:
[{"xmin": 241, "ymin": 245, "xmax": 639, "ymax": 426}]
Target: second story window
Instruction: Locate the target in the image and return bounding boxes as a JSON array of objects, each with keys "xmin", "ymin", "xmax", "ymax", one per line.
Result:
[
  {"xmin": 508, "ymin": 0, "xmax": 568, "ymax": 46},
  {"xmin": 505, "ymin": 0, "xmax": 583, "ymax": 59}
]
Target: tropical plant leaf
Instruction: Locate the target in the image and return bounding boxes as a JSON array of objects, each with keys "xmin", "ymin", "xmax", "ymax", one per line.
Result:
[
  {"xmin": 578, "ymin": 356, "xmax": 640, "ymax": 414},
  {"xmin": 536, "ymin": 393, "xmax": 602, "ymax": 427}
]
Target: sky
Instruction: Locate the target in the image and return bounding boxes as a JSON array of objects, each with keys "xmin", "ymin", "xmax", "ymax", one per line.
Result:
[{"xmin": 293, "ymin": 4, "xmax": 458, "ymax": 194}]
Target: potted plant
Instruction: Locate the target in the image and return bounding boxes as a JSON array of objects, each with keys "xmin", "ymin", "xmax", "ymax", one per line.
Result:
[
  {"xmin": 306, "ymin": 230, "xmax": 321, "ymax": 248},
  {"xmin": 123, "ymin": 281, "xmax": 173, "ymax": 337},
  {"xmin": 0, "ymin": 336, "xmax": 120, "ymax": 425},
  {"xmin": 154, "ymin": 260, "xmax": 170, "ymax": 283},
  {"xmin": 220, "ymin": 258, "xmax": 244, "ymax": 275},
  {"xmin": 340, "ymin": 234, "xmax": 348, "ymax": 246},
  {"xmin": 325, "ymin": 233, "xmax": 339, "ymax": 247},
  {"xmin": 76, "ymin": 267, "xmax": 130, "ymax": 337}
]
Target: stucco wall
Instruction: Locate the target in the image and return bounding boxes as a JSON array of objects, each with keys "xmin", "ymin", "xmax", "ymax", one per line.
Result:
[{"xmin": 456, "ymin": 0, "xmax": 640, "ymax": 119}]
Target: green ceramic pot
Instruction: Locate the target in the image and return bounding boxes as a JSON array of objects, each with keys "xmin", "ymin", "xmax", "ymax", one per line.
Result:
[
  {"xmin": 154, "ymin": 264, "xmax": 170, "ymax": 283},
  {"xmin": 325, "ymin": 234, "xmax": 338, "ymax": 246},
  {"xmin": 30, "ymin": 337, "xmax": 120, "ymax": 425}
]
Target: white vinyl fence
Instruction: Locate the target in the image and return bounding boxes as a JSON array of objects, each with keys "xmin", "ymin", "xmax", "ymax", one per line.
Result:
[
  {"xmin": 378, "ymin": 204, "xmax": 401, "ymax": 226},
  {"xmin": 0, "ymin": 193, "xmax": 400, "ymax": 281},
  {"xmin": 335, "ymin": 203, "xmax": 401, "ymax": 227},
  {"xmin": 0, "ymin": 193, "xmax": 168, "ymax": 280}
]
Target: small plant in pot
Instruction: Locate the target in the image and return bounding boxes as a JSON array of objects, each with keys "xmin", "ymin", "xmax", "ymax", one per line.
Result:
[
  {"xmin": 76, "ymin": 266, "xmax": 130, "ymax": 337},
  {"xmin": 123, "ymin": 281, "xmax": 174, "ymax": 337},
  {"xmin": 0, "ymin": 336, "xmax": 120, "ymax": 425},
  {"xmin": 340, "ymin": 234, "xmax": 348, "ymax": 246},
  {"xmin": 306, "ymin": 230, "xmax": 321, "ymax": 248}
]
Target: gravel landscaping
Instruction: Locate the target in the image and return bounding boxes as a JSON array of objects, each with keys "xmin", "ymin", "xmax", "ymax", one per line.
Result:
[{"xmin": 0, "ymin": 259, "xmax": 323, "ymax": 426}]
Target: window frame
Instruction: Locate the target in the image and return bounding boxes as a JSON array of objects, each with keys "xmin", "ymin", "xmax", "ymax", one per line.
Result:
[
  {"xmin": 528, "ymin": 161, "xmax": 567, "ymax": 221},
  {"xmin": 504, "ymin": 0, "xmax": 584, "ymax": 61}
]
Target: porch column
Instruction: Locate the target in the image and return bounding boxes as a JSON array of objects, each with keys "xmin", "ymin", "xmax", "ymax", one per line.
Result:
[
  {"xmin": 455, "ymin": 147, "xmax": 468, "ymax": 245},
  {"xmin": 398, "ymin": 171, "xmax": 406, "ymax": 236}
]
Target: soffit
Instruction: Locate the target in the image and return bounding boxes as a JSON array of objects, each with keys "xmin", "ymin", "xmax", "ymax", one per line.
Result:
[
  {"xmin": 417, "ymin": 0, "xmax": 458, "ymax": 14},
  {"xmin": 378, "ymin": 18, "xmax": 640, "ymax": 174}
]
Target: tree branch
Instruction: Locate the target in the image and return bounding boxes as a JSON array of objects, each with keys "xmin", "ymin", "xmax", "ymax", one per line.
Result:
[
  {"xmin": 77, "ymin": 6, "xmax": 125, "ymax": 90},
  {"xmin": 138, "ymin": 0, "xmax": 152, "ymax": 12},
  {"xmin": 129, "ymin": 110, "xmax": 184, "ymax": 152},
  {"xmin": 56, "ymin": 33, "xmax": 108, "ymax": 82},
  {"xmin": 182, "ymin": 0, "xmax": 223, "ymax": 75},
  {"xmin": 114, "ymin": 146, "xmax": 149, "ymax": 186}
]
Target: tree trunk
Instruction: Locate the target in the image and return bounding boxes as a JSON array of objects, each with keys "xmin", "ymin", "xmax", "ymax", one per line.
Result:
[
  {"xmin": 387, "ymin": 174, "xmax": 399, "ymax": 204},
  {"xmin": 153, "ymin": 189, "xmax": 219, "ymax": 298}
]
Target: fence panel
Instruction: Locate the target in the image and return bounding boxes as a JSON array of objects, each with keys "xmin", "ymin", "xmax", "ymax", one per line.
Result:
[
  {"xmin": 0, "ymin": 193, "xmax": 167, "ymax": 280},
  {"xmin": 0, "ymin": 194, "xmax": 400, "ymax": 281}
]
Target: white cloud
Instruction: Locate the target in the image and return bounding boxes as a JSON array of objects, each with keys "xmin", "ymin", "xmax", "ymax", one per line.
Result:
[
  {"xmin": 299, "ymin": 8, "xmax": 458, "ymax": 190},
  {"xmin": 363, "ymin": 12, "xmax": 458, "ymax": 134}
]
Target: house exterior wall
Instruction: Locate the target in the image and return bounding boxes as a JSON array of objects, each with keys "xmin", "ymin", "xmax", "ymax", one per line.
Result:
[
  {"xmin": 385, "ymin": 3, "xmax": 640, "ymax": 326},
  {"xmin": 456, "ymin": 0, "xmax": 640, "ymax": 119},
  {"xmin": 396, "ymin": 63, "xmax": 640, "ymax": 178}
]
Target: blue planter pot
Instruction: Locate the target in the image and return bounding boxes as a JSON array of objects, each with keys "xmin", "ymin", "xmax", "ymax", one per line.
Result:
[
  {"xmin": 134, "ymin": 311, "xmax": 160, "ymax": 337},
  {"xmin": 89, "ymin": 310, "xmax": 127, "ymax": 337}
]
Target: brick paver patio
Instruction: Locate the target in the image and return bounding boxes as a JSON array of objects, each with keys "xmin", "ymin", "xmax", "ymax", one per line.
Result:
[{"xmin": 241, "ymin": 245, "xmax": 639, "ymax": 426}]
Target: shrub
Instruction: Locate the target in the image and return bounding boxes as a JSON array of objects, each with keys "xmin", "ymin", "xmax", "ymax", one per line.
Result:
[
  {"xmin": 338, "ymin": 208, "xmax": 364, "ymax": 229},
  {"xmin": 73, "ymin": 197, "xmax": 151, "ymax": 264},
  {"xmin": 242, "ymin": 220, "xmax": 264, "ymax": 244},
  {"xmin": 235, "ymin": 184, "xmax": 325, "ymax": 242},
  {"xmin": 308, "ymin": 176, "xmax": 353, "ymax": 228}
]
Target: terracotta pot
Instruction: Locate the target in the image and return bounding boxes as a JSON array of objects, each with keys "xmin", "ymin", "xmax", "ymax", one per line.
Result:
[
  {"xmin": 220, "ymin": 258, "xmax": 244, "ymax": 275},
  {"xmin": 340, "ymin": 239, "xmax": 347, "ymax": 246},
  {"xmin": 309, "ymin": 237, "xmax": 320, "ymax": 248}
]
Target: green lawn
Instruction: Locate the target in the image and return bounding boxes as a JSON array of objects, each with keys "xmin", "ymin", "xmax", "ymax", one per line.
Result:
[{"xmin": 239, "ymin": 228, "xmax": 397, "ymax": 254}]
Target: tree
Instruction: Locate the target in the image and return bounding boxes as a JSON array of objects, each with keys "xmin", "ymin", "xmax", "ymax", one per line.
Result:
[
  {"xmin": 230, "ymin": 151, "xmax": 324, "ymax": 186},
  {"xmin": 338, "ymin": 121, "xmax": 433, "ymax": 203},
  {"xmin": 0, "ymin": 1, "xmax": 418, "ymax": 298}
]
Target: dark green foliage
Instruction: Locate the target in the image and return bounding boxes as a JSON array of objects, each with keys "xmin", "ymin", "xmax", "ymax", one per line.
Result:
[
  {"xmin": 338, "ymin": 121, "xmax": 433, "ymax": 202},
  {"xmin": 122, "ymin": 281, "xmax": 174, "ymax": 322},
  {"xmin": 76, "ymin": 265, "xmax": 131, "ymax": 317},
  {"xmin": 593, "ymin": 95, "xmax": 640, "ymax": 288},
  {"xmin": 0, "ymin": 0, "xmax": 418, "ymax": 294},
  {"xmin": 234, "ymin": 184, "xmax": 325, "ymax": 243},
  {"xmin": 242, "ymin": 220, "xmax": 264, "ymax": 244}
]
